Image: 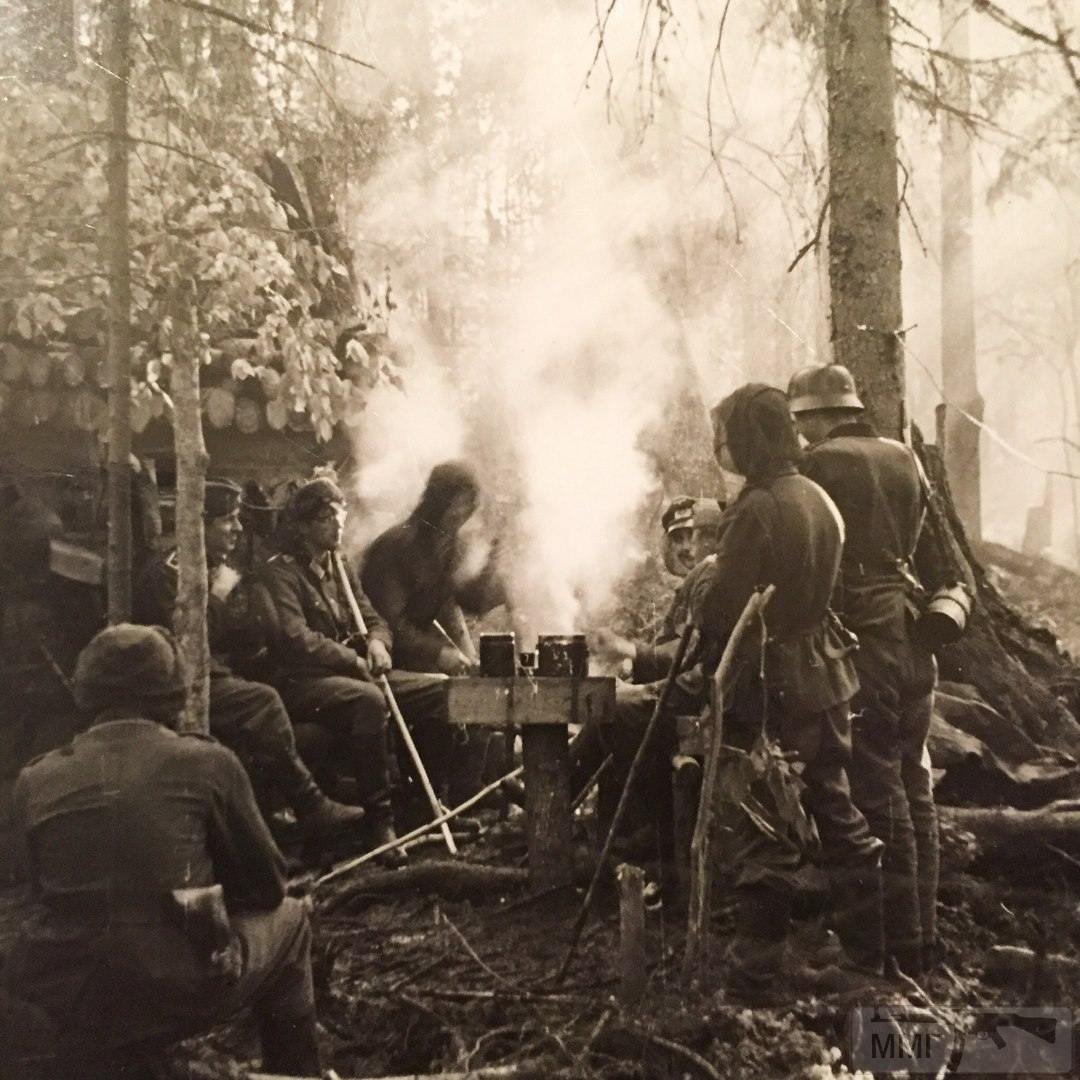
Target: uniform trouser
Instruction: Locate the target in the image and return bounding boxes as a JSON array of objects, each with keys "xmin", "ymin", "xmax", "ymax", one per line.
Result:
[
  {"xmin": 570, "ymin": 683, "xmax": 700, "ymax": 844},
  {"xmin": 277, "ymin": 671, "xmax": 449, "ymax": 813},
  {"xmin": 721, "ymin": 700, "xmax": 884, "ymax": 988},
  {"xmin": 393, "ymin": 647, "xmax": 492, "ymax": 806},
  {"xmin": 849, "ymin": 686, "xmax": 939, "ymax": 971},
  {"xmin": 846, "ymin": 626, "xmax": 941, "ymax": 972},
  {"xmin": 7, "ymin": 898, "xmax": 316, "ymax": 1079},
  {"xmin": 231, "ymin": 897, "xmax": 316, "ymax": 1047},
  {"xmin": 209, "ymin": 672, "xmax": 328, "ymax": 819}
]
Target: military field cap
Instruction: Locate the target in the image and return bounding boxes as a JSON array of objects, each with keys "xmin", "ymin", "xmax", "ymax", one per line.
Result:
[
  {"xmin": 74, "ymin": 623, "xmax": 186, "ymax": 714},
  {"xmin": 692, "ymin": 498, "xmax": 723, "ymax": 532},
  {"xmin": 661, "ymin": 496, "xmax": 696, "ymax": 535},
  {"xmin": 285, "ymin": 477, "xmax": 347, "ymax": 523},
  {"xmin": 204, "ymin": 478, "xmax": 243, "ymax": 521}
]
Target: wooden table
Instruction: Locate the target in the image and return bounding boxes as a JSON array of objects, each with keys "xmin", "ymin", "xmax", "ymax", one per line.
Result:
[{"xmin": 447, "ymin": 676, "xmax": 616, "ymax": 887}]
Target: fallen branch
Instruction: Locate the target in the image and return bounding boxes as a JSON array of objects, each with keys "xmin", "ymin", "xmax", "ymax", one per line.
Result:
[
  {"xmin": 313, "ymin": 766, "xmax": 525, "ymax": 890},
  {"xmin": 556, "ymin": 622, "xmax": 696, "ymax": 982},
  {"xmin": 593, "ymin": 1025, "xmax": 721, "ymax": 1080},
  {"xmin": 251, "ymin": 1066, "xmax": 543, "ymax": 1080},
  {"xmin": 938, "ymin": 804, "xmax": 1080, "ymax": 873},
  {"xmin": 984, "ymin": 944, "xmax": 1080, "ymax": 986},
  {"xmin": 320, "ymin": 861, "xmax": 528, "ymax": 915}
]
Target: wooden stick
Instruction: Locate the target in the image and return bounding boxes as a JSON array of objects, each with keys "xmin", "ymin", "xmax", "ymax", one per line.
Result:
[
  {"xmin": 571, "ymin": 754, "xmax": 612, "ymax": 814},
  {"xmin": 332, "ymin": 552, "xmax": 457, "ymax": 855},
  {"xmin": 617, "ymin": 863, "xmax": 647, "ymax": 1008},
  {"xmin": 683, "ymin": 585, "xmax": 775, "ymax": 983},
  {"xmin": 555, "ymin": 621, "xmax": 695, "ymax": 983},
  {"xmin": 313, "ymin": 765, "xmax": 524, "ymax": 889}
]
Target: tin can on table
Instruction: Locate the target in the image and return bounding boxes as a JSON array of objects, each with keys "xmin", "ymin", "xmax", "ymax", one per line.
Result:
[
  {"xmin": 479, "ymin": 633, "xmax": 517, "ymax": 676},
  {"xmin": 536, "ymin": 634, "xmax": 589, "ymax": 677}
]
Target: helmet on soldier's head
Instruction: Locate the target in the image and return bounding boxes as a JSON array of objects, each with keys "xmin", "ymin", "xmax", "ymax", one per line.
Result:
[{"xmin": 787, "ymin": 364, "xmax": 864, "ymax": 414}]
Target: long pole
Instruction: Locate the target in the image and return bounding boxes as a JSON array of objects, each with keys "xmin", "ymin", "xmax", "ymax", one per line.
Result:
[
  {"xmin": 683, "ymin": 586, "xmax": 775, "ymax": 983},
  {"xmin": 105, "ymin": 0, "xmax": 133, "ymax": 622},
  {"xmin": 556, "ymin": 621, "xmax": 695, "ymax": 983},
  {"xmin": 332, "ymin": 553, "xmax": 457, "ymax": 855}
]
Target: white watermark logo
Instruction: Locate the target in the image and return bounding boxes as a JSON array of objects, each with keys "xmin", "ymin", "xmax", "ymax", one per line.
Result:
[{"xmin": 850, "ymin": 1006, "xmax": 1073, "ymax": 1074}]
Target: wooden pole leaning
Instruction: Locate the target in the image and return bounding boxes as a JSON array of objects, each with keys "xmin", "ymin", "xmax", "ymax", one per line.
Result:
[
  {"xmin": 682, "ymin": 584, "xmax": 775, "ymax": 983},
  {"xmin": 332, "ymin": 552, "xmax": 458, "ymax": 856}
]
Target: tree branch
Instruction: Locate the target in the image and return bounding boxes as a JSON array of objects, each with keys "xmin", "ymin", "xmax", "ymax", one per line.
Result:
[
  {"xmin": 786, "ymin": 195, "xmax": 829, "ymax": 273},
  {"xmin": 162, "ymin": 0, "xmax": 379, "ymax": 72}
]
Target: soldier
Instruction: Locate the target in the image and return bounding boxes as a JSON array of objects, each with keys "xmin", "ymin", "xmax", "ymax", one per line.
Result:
[
  {"xmin": 262, "ymin": 478, "xmax": 451, "ymax": 852},
  {"xmin": 582, "ymin": 497, "xmax": 722, "ymax": 850},
  {"xmin": 788, "ymin": 363, "xmax": 939, "ymax": 975},
  {"xmin": 689, "ymin": 383, "xmax": 885, "ymax": 1001},
  {"xmin": 134, "ymin": 479, "xmax": 365, "ymax": 843},
  {"xmin": 360, "ymin": 461, "xmax": 505, "ymax": 676},
  {"xmin": 361, "ymin": 461, "xmax": 505, "ymax": 809},
  {"xmin": 3, "ymin": 624, "xmax": 321, "ymax": 1077}
]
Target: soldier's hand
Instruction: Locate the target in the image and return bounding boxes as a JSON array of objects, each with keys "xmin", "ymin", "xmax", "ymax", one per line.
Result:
[
  {"xmin": 616, "ymin": 681, "xmax": 654, "ymax": 706},
  {"xmin": 210, "ymin": 564, "xmax": 241, "ymax": 601},
  {"xmin": 591, "ymin": 627, "xmax": 636, "ymax": 663},
  {"xmin": 352, "ymin": 653, "xmax": 372, "ymax": 680},
  {"xmin": 368, "ymin": 639, "xmax": 393, "ymax": 677},
  {"xmin": 437, "ymin": 645, "xmax": 473, "ymax": 676}
]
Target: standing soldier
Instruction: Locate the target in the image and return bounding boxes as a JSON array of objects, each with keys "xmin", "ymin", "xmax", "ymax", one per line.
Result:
[
  {"xmin": 689, "ymin": 383, "xmax": 885, "ymax": 1001},
  {"xmin": 788, "ymin": 363, "xmax": 939, "ymax": 976},
  {"xmin": 4, "ymin": 624, "xmax": 322, "ymax": 1076},
  {"xmin": 134, "ymin": 479, "xmax": 365, "ymax": 843}
]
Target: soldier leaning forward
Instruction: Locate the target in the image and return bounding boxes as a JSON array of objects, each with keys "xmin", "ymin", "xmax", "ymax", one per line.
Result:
[
  {"xmin": 261, "ymin": 479, "xmax": 451, "ymax": 853},
  {"xmin": 789, "ymin": 363, "xmax": 939, "ymax": 975},
  {"xmin": 134, "ymin": 479, "xmax": 365, "ymax": 843},
  {"xmin": 3, "ymin": 624, "xmax": 322, "ymax": 1077},
  {"xmin": 689, "ymin": 383, "xmax": 885, "ymax": 1002}
]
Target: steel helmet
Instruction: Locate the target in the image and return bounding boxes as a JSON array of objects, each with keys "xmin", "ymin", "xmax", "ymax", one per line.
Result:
[{"xmin": 787, "ymin": 364, "xmax": 864, "ymax": 414}]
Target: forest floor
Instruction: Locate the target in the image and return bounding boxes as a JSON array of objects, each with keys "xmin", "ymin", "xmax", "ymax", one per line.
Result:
[{"xmin": 6, "ymin": 545, "xmax": 1080, "ymax": 1079}]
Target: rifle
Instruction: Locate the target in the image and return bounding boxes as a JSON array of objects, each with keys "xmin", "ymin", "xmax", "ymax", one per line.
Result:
[{"xmin": 331, "ymin": 552, "xmax": 458, "ymax": 856}]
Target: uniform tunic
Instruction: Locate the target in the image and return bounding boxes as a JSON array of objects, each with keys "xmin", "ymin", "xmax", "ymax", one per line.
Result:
[{"xmin": 4, "ymin": 719, "xmax": 312, "ymax": 1057}]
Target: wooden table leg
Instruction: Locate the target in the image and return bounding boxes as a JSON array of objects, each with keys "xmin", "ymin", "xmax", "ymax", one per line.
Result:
[{"xmin": 521, "ymin": 724, "xmax": 573, "ymax": 887}]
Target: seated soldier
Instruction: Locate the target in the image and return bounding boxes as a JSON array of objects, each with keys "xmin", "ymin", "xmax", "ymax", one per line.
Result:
[
  {"xmin": 360, "ymin": 461, "xmax": 506, "ymax": 806},
  {"xmin": 134, "ymin": 479, "xmax": 364, "ymax": 842},
  {"xmin": 3, "ymin": 624, "xmax": 322, "ymax": 1077},
  {"xmin": 261, "ymin": 479, "xmax": 452, "ymax": 851},
  {"xmin": 578, "ymin": 497, "xmax": 722, "ymax": 849}
]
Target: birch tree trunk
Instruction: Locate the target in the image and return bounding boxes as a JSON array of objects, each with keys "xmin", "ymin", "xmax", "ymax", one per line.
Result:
[
  {"xmin": 940, "ymin": 0, "xmax": 983, "ymax": 543},
  {"xmin": 105, "ymin": 0, "xmax": 133, "ymax": 623},
  {"xmin": 824, "ymin": 0, "xmax": 905, "ymax": 438},
  {"xmin": 170, "ymin": 280, "xmax": 210, "ymax": 735}
]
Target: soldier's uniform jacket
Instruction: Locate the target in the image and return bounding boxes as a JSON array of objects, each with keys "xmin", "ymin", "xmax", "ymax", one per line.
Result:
[
  {"xmin": 361, "ymin": 519, "xmax": 505, "ymax": 670},
  {"xmin": 690, "ymin": 465, "xmax": 858, "ymax": 721},
  {"xmin": 632, "ymin": 576, "xmax": 691, "ymax": 684},
  {"xmin": 801, "ymin": 420, "xmax": 934, "ymax": 697},
  {"xmin": 261, "ymin": 550, "xmax": 392, "ymax": 680},
  {"xmin": 134, "ymin": 551, "xmax": 270, "ymax": 677},
  {"xmin": 5, "ymin": 719, "xmax": 285, "ymax": 1046}
]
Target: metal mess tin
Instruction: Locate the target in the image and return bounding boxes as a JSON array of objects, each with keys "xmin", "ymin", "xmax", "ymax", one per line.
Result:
[
  {"xmin": 479, "ymin": 633, "xmax": 517, "ymax": 676},
  {"xmin": 536, "ymin": 634, "xmax": 589, "ymax": 677}
]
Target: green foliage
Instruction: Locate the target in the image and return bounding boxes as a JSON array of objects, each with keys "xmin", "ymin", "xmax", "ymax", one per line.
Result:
[{"xmin": 0, "ymin": 0, "xmax": 396, "ymax": 440}]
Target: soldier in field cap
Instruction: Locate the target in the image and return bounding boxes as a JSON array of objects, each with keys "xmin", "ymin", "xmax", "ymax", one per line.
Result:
[
  {"xmin": 135, "ymin": 477, "xmax": 365, "ymax": 844},
  {"xmin": 4, "ymin": 623, "xmax": 322, "ymax": 1076}
]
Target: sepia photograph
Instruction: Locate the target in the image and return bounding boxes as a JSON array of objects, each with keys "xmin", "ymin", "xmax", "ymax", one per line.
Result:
[{"xmin": 1, "ymin": 0, "xmax": 1079, "ymax": 1076}]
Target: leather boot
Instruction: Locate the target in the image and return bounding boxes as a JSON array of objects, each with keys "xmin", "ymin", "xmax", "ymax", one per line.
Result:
[
  {"xmin": 258, "ymin": 1011, "xmax": 322, "ymax": 1077},
  {"xmin": 278, "ymin": 753, "xmax": 366, "ymax": 841},
  {"xmin": 829, "ymin": 859, "xmax": 886, "ymax": 976},
  {"xmin": 367, "ymin": 793, "xmax": 407, "ymax": 867},
  {"xmin": 724, "ymin": 885, "xmax": 791, "ymax": 1005}
]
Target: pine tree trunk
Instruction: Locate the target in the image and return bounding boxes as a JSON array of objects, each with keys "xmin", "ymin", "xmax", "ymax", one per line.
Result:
[
  {"xmin": 170, "ymin": 280, "xmax": 210, "ymax": 735},
  {"xmin": 824, "ymin": 0, "xmax": 905, "ymax": 438},
  {"xmin": 105, "ymin": 0, "xmax": 133, "ymax": 623},
  {"xmin": 940, "ymin": 0, "xmax": 983, "ymax": 543}
]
